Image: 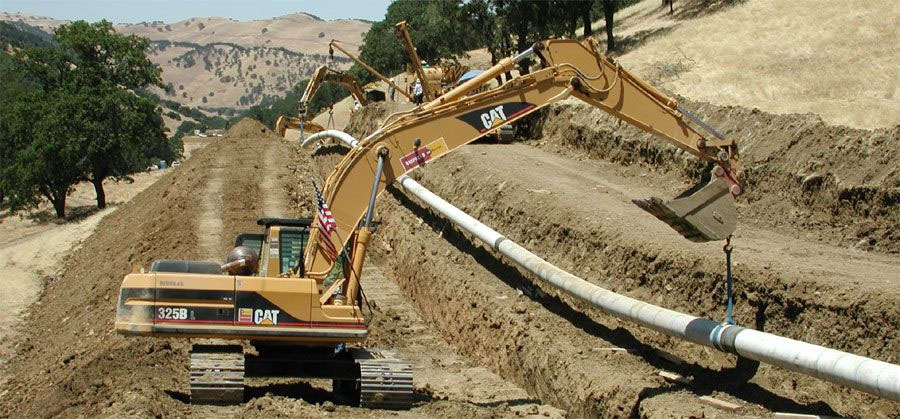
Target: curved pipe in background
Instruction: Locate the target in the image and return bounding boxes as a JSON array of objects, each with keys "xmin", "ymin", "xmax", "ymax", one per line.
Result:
[{"xmin": 300, "ymin": 130, "xmax": 359, "ymax": 149}]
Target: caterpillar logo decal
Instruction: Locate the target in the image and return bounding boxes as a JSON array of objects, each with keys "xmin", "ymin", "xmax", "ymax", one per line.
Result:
[
  {"xmin": 456, "ymin": 102, "xmax": 536, "ymax": 133},
  {"xmin": 238, "ymin": 307, "xmax": 280, "ymax": 325}
]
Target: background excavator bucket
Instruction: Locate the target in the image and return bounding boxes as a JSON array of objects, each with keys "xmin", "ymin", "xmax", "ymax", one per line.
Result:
[{"xmin": 633, "ymin": 177, "xmax": 736, "ymax": 242}]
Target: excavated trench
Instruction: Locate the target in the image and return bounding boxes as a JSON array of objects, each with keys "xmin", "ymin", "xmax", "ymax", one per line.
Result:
[
  {"xmin": 2, "ymin": 96, "xmax": 895, "ymax": 417},
  {"xmin": 328, "ymin": 102, "xmax": 899, "ymax": 417},
  {"xmin": 532, "ymin": 97, "xmax": 899, "ymax": 254}
]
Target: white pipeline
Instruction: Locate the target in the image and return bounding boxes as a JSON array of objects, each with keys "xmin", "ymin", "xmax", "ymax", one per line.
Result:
[
  {"xmin": 300, "ymin": 130, "xmax": 359, "ymax": 149},
  {"xmin": 306, "ymin": 130, "xmax": 900, "ymax": 401},
  {"xmin": 397, "ymin": 175, "xmax": 900, "ymax": 402}
]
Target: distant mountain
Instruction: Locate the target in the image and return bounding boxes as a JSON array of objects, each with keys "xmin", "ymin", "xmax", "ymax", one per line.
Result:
[
  {"xmin": 115, "ymin": 13, "xmax": 368, "ymax": 55},
  {"xmin": 0, "ymin": 12, "xmax": 370, "ymax": 110}
]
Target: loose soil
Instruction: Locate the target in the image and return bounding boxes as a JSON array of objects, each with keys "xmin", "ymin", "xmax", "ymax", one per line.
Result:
[
  {"xmin": 0, "ymin": 137, "xmax": 210, "ymax": 386},
  {"xmin": 342, "ymin": 102, "xmax": 899, "ymax": 417},
  {"xmin": 0, "ymin": 119, "xmax": 563, "ymax": 418},
  {"xmin": 531, "ymin": 97, "xmax": 898, "ymax": 254}
]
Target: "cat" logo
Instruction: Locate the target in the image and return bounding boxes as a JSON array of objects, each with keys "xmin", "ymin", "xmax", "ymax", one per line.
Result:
[
  {"xmin": 456, "ymin": 102, "xmax": 535, "ymax": 133},
  {"xmin": 479, "ymin": 105, "xmax": 508, "ymax": 130},
  {"xmin": 253, "ymin": 309, "xmax": 280, "ymax": 325}
]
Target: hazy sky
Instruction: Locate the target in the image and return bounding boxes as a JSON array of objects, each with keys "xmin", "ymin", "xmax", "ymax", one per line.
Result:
[{"xmin": 0, "ymin": 0, "xmax": 393, "ymax": 23}]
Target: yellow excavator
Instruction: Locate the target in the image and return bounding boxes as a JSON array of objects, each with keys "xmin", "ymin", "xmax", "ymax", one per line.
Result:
[
  {"xmin": 274, "ymin": 65, "xmax": 375, "ymax": 138},
  {"xmin": 115, "ymin": 39, "xmax": 741, "ymax": 409},
  {"xmin": 394, "ymin": 20, "xmax": 468, "ymax": 102},
  {"xmin": 394, "ymin": 20, "xmax": 512, "ymax": 140}
]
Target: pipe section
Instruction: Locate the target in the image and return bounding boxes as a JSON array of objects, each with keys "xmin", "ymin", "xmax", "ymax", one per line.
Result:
[
  {"xmin": 396, "ymin": 175, "xmax": 900, "ymax": 401},
  {"xmin": 300, "ymin": 130, "xmax": 359, "ymax": 149}
]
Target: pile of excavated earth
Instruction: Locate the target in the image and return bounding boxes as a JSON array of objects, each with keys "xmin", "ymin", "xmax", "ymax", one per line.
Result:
[{"xmin": 0, "ymin": 119, "xmax": 561, "ymax": 418}]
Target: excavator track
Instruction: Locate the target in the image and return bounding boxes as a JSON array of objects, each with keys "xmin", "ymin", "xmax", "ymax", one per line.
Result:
[
  {"xmin": 190, "ymin": 344, "xmax": 245, "ymax": 405},
  {"xmin": 352, "ymin": 349, "xmax": 414, "ymax": 409}
]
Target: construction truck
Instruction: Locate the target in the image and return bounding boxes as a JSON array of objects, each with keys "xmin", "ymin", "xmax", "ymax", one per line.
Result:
[
  {"xmin": 115, "ymin": 39, "xmax": 741, "ymax": 409},
  {"xmin": 275, "ymin": 65, "xmax": 384, "ymax": 138}
]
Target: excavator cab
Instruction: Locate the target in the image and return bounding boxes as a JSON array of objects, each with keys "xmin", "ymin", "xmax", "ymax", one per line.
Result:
[
  {"xmin": 114, "ymin": 215, "xmax": 414, "ymax": 408},
  {"xmin": 250, "ymin": 217, "xmax": 312, "ymax": 277}
]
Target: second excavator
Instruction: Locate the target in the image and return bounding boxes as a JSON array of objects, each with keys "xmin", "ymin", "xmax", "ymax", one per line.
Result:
[
  {"xmin": 275, "ymin": 65, "xmax": 381, "ymax": 138},
  {"xmin": 115, "ymin": 38, "xmax": 741, "ymax": 409}
]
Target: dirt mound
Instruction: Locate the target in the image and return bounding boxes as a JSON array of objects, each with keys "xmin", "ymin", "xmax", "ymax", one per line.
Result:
[
  {"xmin": 344, "ymin": 101, "xmax": 415, "ymax": 139},
  {"xmin": 0, "ymin": 134, "xmax": 294, "ymax": 417},
  {"xmin": 531, "ymin": 98, "xmax": 899, "ymax": 253},
  {"xmin": 0, "ymin": 124, "xmax": 561, "ymax": 418},
  {"xmin": 225, "ymin": 118, "xmax": 279, "ymax": 139}
]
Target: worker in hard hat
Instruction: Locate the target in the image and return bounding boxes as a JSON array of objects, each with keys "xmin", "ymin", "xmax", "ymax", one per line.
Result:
[
  {"xmin": 412, "ymin": 78, "xmax": 423, "ymax": 105},
  {"xmin": 389, "ymin": 77, "xmax": 396, "ymax": 101}
]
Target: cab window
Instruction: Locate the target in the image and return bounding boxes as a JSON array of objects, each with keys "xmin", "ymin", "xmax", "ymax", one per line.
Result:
[{"xmin": 280, "ymin": 228, "xmax": 308, "ymax": 275}]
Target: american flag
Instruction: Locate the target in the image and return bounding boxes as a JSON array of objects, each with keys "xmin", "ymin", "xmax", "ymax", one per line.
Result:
[{"xmin": 313, "ymin": 180, "xmax": 339, "ymax": 260}]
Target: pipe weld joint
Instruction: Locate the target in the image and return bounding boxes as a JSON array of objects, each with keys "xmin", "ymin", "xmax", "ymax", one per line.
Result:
[
  {"xmin": 710, "ymin": 324, "xmax": 744, "ymax": 354},
  {"xmin": 493, "ymin": 236, "xmax": 507, "ymax": 252}
]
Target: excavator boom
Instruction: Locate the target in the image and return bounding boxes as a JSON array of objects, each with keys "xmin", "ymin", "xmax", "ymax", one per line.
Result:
[
  {"xmin": 304, "ymin": 39, "xmax": 743, "ymax": 276},
  {"xmin": 276, "ymin": 65, "xmax": 371, "ymax": 138},
  {"xmin": 299, "ymin": 66, "xmax": 369, "ymax": 117}
]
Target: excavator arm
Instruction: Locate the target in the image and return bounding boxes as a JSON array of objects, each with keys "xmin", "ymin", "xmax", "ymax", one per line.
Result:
[
  {"xmin": 329, "ymin": 40, "xmax": 412, "ymax": 101},
  {"xmin": 299, "ymin": 66, "xmax": 368, "ymax": 117},
  {"xmin": 395, "ymin": 21, "xmax": 434, "ymax": 100},
  {"xmin": 275, "ymin": 66, "xmax": 370, "ymax": 138},
  {"xmin": 304, "ymin": 39, "xmax": 743, "ymax": 277}
]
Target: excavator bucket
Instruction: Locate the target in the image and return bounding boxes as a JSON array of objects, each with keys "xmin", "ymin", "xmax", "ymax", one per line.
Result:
[{"xmin": 633, "ymin": 177, "xmax": 736, "ymax": 242}]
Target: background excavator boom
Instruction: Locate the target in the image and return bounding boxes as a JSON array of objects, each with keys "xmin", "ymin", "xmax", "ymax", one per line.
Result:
[
  {"xmin": 299, "ymin": 66, "xmax": 369, "ymax": 117},
  {"xmin": 275, "ymin": 66, "xmax": 371, "ymax": 138}
]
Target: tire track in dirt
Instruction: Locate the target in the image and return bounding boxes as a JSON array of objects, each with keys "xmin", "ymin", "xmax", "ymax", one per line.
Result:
[
  {"xmin": 197, "ymin": 153, "xmax": 228, "ymax": 259},
  {"xmin": 261, "ymin": 145, "xmax": 288, "ymax": 218}
]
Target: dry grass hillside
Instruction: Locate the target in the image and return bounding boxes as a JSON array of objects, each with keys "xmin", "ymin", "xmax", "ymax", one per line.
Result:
[
  {"xmin": 147, "ymin": 41, "xmax": 350, "ymax": 108},
  {"xmin": 0, "ymin": 12, "xmax": 368, "ymax": 109},
  {"xmin": 114, "ymin": 13, "xmax": 367, "ymax": 55},
  {"xmin": 608, "ymin": 0, "xmax": 899, "ymax": 129},
  {"xmin": 0, "ymin": 12, "xmax": 367, "ymax": 55}
]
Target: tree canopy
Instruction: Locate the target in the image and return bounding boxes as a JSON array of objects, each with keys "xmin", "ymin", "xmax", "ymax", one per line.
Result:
[
  {"xmin": 349, "ymin": 0, "xmax": 482, "ymax": 84},
  {"xmin": 0, "ymin": 20, "xmax": 178, "ymax": 218}
]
